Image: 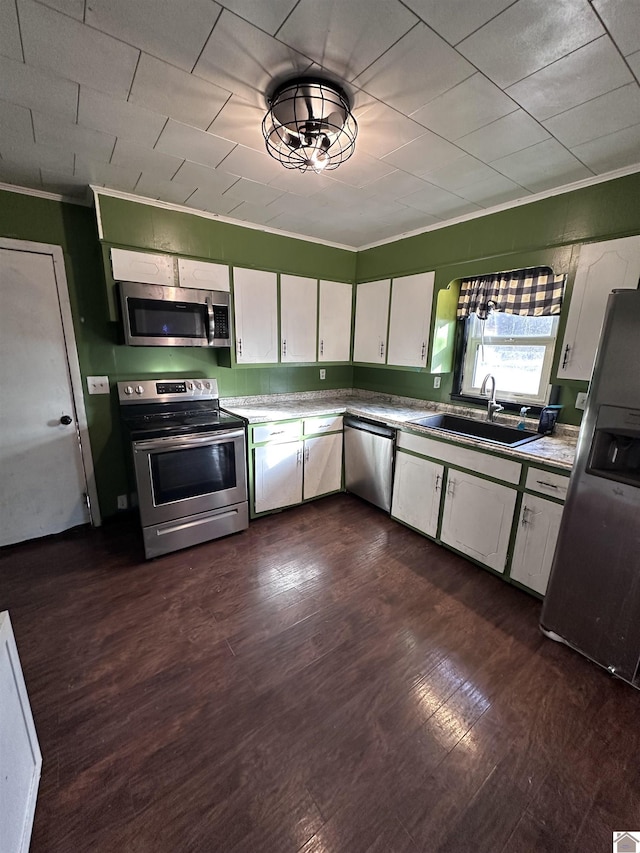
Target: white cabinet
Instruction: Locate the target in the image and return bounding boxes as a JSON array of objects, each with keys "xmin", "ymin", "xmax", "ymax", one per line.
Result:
[
  {"xmin": 254, "ymin": 440, "xmax": 303, "ymax": 513},
  {"xmin": 280, "ymin": 274, "xmax": 317, "ymax": 363},
  {"xmin": 353, "ymin": 279, "xmax": 390, "ymax": 363},
  {"xmin": 391, "ymin": 450, "xmax": 443, "ymax": 538},
  {"xmin": 510, "ymin": 493, "xmax": 564, "ymax": 595},
  {"xmin": 558, "ymin": 235, "xmax": 640, "ymax": 380},
  {"xmin": 110, "ymin": 248, "xmax": 174, "ymax": 286},
  {"xmin": 233, "ymin": 268, "xmax": 278, "ymax": 364},
  {"xmin": 303, "ymin": 432, "xmax": 343, "ymax": 500},
  {"xmin": 178, "ymin": 258, "xmax": 229, "ymax": 291},
  {"xmin": 319, "ymin": 279, "xmax": 353, "ymax": 362},
  {"xmin": 440, "ymin": 471, "xmax": 517, "ymax": 573},
  {"xmin": 387, "ymin": 271, "xmax": 435, "ymax": 368}
]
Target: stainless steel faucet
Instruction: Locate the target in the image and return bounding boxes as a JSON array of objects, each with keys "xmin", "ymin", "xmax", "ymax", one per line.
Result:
[{"xmin": 480, "ymin": 373, "xmax": 504, "ymax": 422}]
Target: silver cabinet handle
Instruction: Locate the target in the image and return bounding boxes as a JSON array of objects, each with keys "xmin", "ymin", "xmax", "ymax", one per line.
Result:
[
  {"xmin": 380, "ymin": 341, "xmax": 384, "ymax": 358},
  {"xmin": 562, "ymin": 344, "xmax": 570, "ymax": 368},
  {"xmin": 447, "ymin": 478, "xmax": 455, "ymax": 497},
  {"xmin": 435, "ymin": 474, "xmax": 441, "ymax": 492},
  {"xmin": 536, "ymin": 480, "xmax": 559, "ymax": 489},
  {"xmin": 521, "ymin": 506, "xmax": 531, "ymax": 526},
  {"xmin": 237, "ymin": 337, "xmax": 242, "ymax": 356},
  {"xmin": 320, "ymin": 339, "xmax": 324, "ymax": 356},
  {"xmin": 271, "ymin": 430, "xmax": 285, "ymax": 436},
  {"xmin": 297, "ymin": 447, "xmax": 302, "ymax": 464},
  {"xmin": 282, "ymin": 339, "xmax": 287, "ymax": 356},
  {"xmin": 305, "ymin": 446, "xmax": 310, "ymax": 462},
  {"xmin": 421, "ymin": 342, "xmax": 426, "ymax": 360}
]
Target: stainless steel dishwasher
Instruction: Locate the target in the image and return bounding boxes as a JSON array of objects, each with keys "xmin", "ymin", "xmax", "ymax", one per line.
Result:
[{"xmin": 343, "ymin": 416, "xmax": 396, "ymax": 512}]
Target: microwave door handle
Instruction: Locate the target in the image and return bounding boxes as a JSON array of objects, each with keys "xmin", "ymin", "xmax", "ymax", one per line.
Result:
[{"xmin": 206, "ymin": 295, "xmax": 215, "ymax": 346}]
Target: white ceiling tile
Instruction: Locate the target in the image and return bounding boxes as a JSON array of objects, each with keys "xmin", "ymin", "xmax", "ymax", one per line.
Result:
[
  {"xmin": 506, "ymin": 36, "xmax": 634, "ymax": 120},
  {"xmin": 266, "ymin": 168, "xmax": 332, "ymax": 196},
  {"xmin": 216, "ymin": 144, "xmax": 287, "ymax": 183},
  {"xmin": 85, "ymin": 0, "xmax": 221, "ymax": 72},
  {"xmin": 74, "ymin": 156, "xmax": 142, "ymax": 191},
  {"xmin": 32, "ymin": 113, "xmax": 116, "ymax": 161},
  {"xmin": 543, "ymin": 84, "xmax": 640, "ymax": 148},
  {"xmin": 327, "ymin": 150, "xmax": 396, "ymax": 188},
  {"xmin": 421, "ymin": 155, "xmax": 500, "ymax": 191},
  {"xmin": 39, "ymin": 168, "xmax": 90, "ymax": 196},
  {"xmin": 185, "ymin": 187, "xmax": 242, "ymax": 215},
  {"xmin": 570, "ymin": 123, "xmax": 640, "ymax": 172},
  {"xmin": 277, "ymin": 0, "xmax": 418, "ymax": 80},
  {"xmin": 266, "ymin": 191, "xmax": 327, "ymax": 218},
  {"xmin": 354, "ymin": 24, "xmax": 475, "ymax": 115},
  {"xmin": 311, "ymin": 181, "xmax": 378, "ymax": 209},
  {"xmin": 457, "ymin": 0, "xmax": 604, "ymax": 88},
  {"xmin": 154, "ymin": 120, "xmax": 235, "ymax": 169},
  {"xmin": 1, "ymin": 0, "xmax": 24, "ymax": 60},
  {"xmin": 456, "ymin": 110, "xmax": 551, "ymax": 161},
  {"xmin": 401, "ymin": 0, "xmax": 517, "ymax": 45},
  {"xmin": 18, "ymin": 0, "xmax": 139, "ymax": 98},
  {"xmin": 0, "ymin": 161, "xmax": 41, "ymax": 187},
  {"xmin": 129, "ymin": 54, "xmax": 231, "ymax": 132},
  {"xmin": 229, "ymin": 201, "xmax": 279, "ymax": 225},
  {"xmin": 171, "ymin": 160, "xmax": 239, "ymax": 194},
  {"xmin": 222, "ymin": 177, "xmax": 284, "ymax": 205},
  {"xmin": 400, "ymin": 182, "xmax": 479, "ymax": 216},
  {"xmin": 110, "ymin": 139, "xmax": 184, "ymax": 182},
  {"xmin": 0, "ymin": 55, "xmax": 78, "ymax": 121},
  {"xmin": 207, "ymin": 94, "xmax": 265, "ymax": 153},
  {"xmin": 355, "ymin": 100, "xmax": 428, "ymax": 159},
  {"xmin": 37, "ymin": 0, "xmax": 83, "ymax": 19},
  {"xmin": 593, "ymin": 0, "xmax": 640, "ymax": 56},
  {"xmin": 133, "ymin": 174, "xmax": 198, "ymax": 206},
  {"xmin": 382, "ymin": 129, "xmax": 464, "ymax": 177},
  {"xmin": 457, "ymin": 173, "xmax": 529, "ymax": 206},
  {"xmin": 0, "ymin": 100, "xmax": 33, "ymax": 146},
  {"xmin": 215, "ymin": 0, "xmax": 299, "ymax": 36},
  {"xmin": 627, "ymin": 50, "xmax": 640, "ymax": 78},
  {"xmin": 410, "ymin": 73, "xmax": 518, "ymax": 141},
  {"xmin": 0, "ymin": 139, "xmax": 74, "ymax": 173},
  {"xmin": 365, "ymin": 170, "xmax": 430, "ymax": 200},
  {"xmin": 194, "ymin": 10, "xmax": 313, "ymax": 104},
  {"xmin": 492, "ymin": 138, "xmax": 593, "ymax": 191},
  {"xmin": 78, "ymin": 87, "xmax": 167, "ymax": 148},
  {"xmin": 262, "ymin": 210, "xmax": 318, "ymax": 236}
]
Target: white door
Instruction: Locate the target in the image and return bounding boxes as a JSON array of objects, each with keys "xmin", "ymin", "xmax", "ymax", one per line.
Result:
[
  {"xmin": 0, "ymin": 246, "xmax": 92, "ymax": 546},
  {"xmin": 303, "ymin": 432, "xmax": 343, "ymax": 500},
  {"xmin": 280, "ymin": 274, "xmax": 317, "ymax": 363},
  {"xmin": 319, "ymin": 280, "xmax": 352, "ymax": 362},
  {"xmin": 510, "ymin": 494, "xmax": 564, "ymax": 595},
  {"xmin": 557, "ymin": 235, "xmax": 640, "ymax": 380},
  {"xmin": 353, "ymin": 279, "xmax": 390, "ymax": 364},
  {"xmin": 253, "ymin": 441, "xmax": 303, "ymax": 513},
  {"xmin": 387, "ymin": 271, "xmax": 435, "ymax": 368},
  {"xmin": 233, "ymin": 267, "xmax": 278, "ymax": 364},
  {"xmin": 440, "ymin": 471, "xmax": 517, "ymax": 573},
  {"xmin": 391, "ymin": 451, "xmax": 443, "ymax": 538}
]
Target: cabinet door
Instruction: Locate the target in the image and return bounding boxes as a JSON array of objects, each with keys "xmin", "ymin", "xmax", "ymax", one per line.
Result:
[
  {"xmin": 303, "ymin": 432, "xmax": 343, "ymax": 500},
  {"xmin": 440, "ymin": 471, "xmax": 517, "ymax": 573},
  {"xmin": 178, "ymin": 258, "xmax": 229, "ymax": 291},
  {"xmin": 387, "ymin": 271, "xmax": 435, "ymax": 368},
  {"xmin": 233, "ymin": 268, "xmax": 278, "ymax": 364},
  {"xmin": 319, "ymin": 280, "xmax": 352, "ymax": 362},
  {"xmin": 510, "ymin": 494, "xmax": 563, "ymax": 595},
  {"xmin": 254, "ymin": 441, "xmax": 303, "ymax": 513},
  {"xmin": 391, "ymin": 450, "xmax": 443, "ymax": 538},
  {"xmin": 110, "ymin": 248, "xmax": 173, "ymax": 286},
  {"xmin": 557, "ymin": 235, "xmax": 640, "ymax": 380},
  {"xmin": 280, "ymin": 274, "xmax": 317, "ymax": 363},
  {"xmin": 353, "ymin": 279, "xmax": 390, "ymax": 364}
]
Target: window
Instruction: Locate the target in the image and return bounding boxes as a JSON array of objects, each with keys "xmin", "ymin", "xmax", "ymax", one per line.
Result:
[{"xmin": 460, "ymin": 311, "xmax": 559, "ymax": 407}]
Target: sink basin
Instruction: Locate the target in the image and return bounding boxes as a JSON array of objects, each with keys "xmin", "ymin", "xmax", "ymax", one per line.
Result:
[{"xmin": 409, "ymin": 413, "xmax": 541, "ymax": 447}]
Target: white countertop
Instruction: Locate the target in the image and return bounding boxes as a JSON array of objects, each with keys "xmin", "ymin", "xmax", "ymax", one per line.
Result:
[{"xmin": 223, "ymin": 390, "xmax": 579, "ymax": 471}]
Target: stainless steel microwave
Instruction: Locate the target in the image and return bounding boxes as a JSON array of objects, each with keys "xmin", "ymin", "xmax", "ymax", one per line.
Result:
[{"xmin": 119, "ymin": 281, "xmax": 231, "ymax": 347}]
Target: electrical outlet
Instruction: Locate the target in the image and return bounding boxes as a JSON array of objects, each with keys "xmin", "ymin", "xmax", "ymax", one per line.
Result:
[
  {"xmin": 87, "ymin": 375, "xmax": 109, "ymax": 395},
  {"xmin": 117, "ymin": 494, "xmax": 128, "ymax": 510},
  {"xmin": 575, "ymin": 391, "xmax": 588, "ymax": 410},
  {"xmin": 320, "ymin": 369, "xmax": 326, "ymax": 380},
  {"xmin": 433, "ymin": 376, "xmax": 441, "ymax": 389}
]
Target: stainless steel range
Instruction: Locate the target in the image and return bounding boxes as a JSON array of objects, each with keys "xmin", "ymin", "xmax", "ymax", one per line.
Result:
[{"xmin": 118, "ymin": 378, "xmax": 248, "ymax": 559}]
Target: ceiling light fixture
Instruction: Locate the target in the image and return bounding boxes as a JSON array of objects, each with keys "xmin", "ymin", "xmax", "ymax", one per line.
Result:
[{"xmin": 262, "ymin": 77, "xmax": 357, "ymax": 174}]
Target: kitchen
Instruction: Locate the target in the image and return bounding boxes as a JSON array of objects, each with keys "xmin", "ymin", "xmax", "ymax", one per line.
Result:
[{"xmin": 2, "ymin": 0, "xmax": 640, "ymax": 850}]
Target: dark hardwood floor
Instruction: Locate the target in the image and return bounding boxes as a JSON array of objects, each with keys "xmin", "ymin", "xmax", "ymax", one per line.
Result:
[{"xmin": 2, "ymin": 494, "xmax": 639, "ymax": 853}]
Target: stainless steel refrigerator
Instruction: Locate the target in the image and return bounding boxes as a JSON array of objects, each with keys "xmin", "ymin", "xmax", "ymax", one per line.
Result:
[{"xmin": 541, "ymin": 288, "xmax": 640, "ymax": 689}]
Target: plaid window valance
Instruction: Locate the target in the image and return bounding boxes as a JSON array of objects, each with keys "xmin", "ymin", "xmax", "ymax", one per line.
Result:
[{"xmin": 457, "ymin": 267, "xmax": 566, "ymax": 320}]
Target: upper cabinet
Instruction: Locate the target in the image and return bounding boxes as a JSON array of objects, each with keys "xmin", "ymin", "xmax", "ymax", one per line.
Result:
[
  {"xmin": 353, "ymin": 279, "xmax": 390, "ymax": 364},
  {"xmin": 177, "ymin": 259, "xmax": 230, "ymax": 291},
  {"xmin": 280, "ymin": 275, "xmax": 317, "ymax": 363},
  {"xmin": 557, "ymin": 235, "xmax": 640, "ymax": 381},
  {"xmin": 387, "ymin": 272, "xmax": 435, "ymax": 368},
  {"xmin": 319, "ymin": 280, "xmax": 353, "ymax": 362},
  {"xmin": 110, "ymin": 248, "xmax": 174, "ymax": 286},
  {"xmin": 233, "ymin": 268, "xmax": 278, "ymax": 364}
]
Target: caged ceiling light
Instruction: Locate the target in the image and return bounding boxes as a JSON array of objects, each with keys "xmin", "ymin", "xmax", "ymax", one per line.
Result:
[{"xmin": 262, "ymin": 77, "xmax": 357, "ymax": 174}]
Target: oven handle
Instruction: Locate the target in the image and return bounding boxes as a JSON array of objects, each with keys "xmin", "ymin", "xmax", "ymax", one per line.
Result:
[{"xmin": 133, "ymin": 428, "xmax": 246, "ymax": 453}]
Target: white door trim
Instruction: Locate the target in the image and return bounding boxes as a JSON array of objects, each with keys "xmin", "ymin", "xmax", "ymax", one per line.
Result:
[{"xmin": 0, "ymin": 237, "xmax": 101, "ymax": 527}]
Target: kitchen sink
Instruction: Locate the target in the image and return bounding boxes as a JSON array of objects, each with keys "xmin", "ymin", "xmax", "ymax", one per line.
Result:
[{"xmin": 409, "ymin": 413, "xmax": 542, "ymax": 447}]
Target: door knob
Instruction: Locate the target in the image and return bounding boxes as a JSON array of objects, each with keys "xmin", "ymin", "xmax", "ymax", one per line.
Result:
[{"xmin": 60, "ymin": 415, "xmax": 72, "ymax": 425}]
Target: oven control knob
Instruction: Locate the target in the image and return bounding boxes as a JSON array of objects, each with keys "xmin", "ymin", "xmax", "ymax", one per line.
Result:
[
  {"xmin": 124, "ymin": 386, "xmax": 134, "ymax": 395},
  {"xmin": 187, "ymin": 382, "xmax": 194, "ymax": 390},
  {"xmin": 195, "ymin": 381, "xmax": 202, "ymax": 390},
  {"xmin": 135, "ymin": 385, "xmax": 144, "ymax": 395},
  {"xmin": 204, "ymin": 381, "xmax": 211, "ymax": 389}
]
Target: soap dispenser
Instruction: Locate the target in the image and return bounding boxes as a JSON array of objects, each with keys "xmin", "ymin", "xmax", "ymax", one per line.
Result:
[{"xmin": 517, "ymin": 407, "xmax": 529, "ymax": 430}]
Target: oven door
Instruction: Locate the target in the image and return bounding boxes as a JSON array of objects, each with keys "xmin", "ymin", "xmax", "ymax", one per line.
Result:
[{"xmin": 132, "ymin": 428, "xmax": 247, "ymax": 526}]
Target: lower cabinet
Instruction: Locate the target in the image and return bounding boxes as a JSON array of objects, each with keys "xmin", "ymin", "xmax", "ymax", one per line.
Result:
[
  {"xmin": 440, "ymin": 470, "xmax": 517, "ymax": 574},
  {"xmin": 391, "ymin": 450, "xmax": 443, "ymax": 538},
  {"xmin": 509, "ymin": 493, "xmax": 564, "ymax": 595},
  {"xmin": 254, "ymin": 440, "xmax": 303, "ymax": 514},
  {"xmin": 303, "ymin": 433, "xmax": 343, "ymax": 500}
]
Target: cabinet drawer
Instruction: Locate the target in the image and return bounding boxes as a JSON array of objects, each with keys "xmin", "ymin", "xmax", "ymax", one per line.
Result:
[
  {"xmin": 398, "ymin": 430, "xmax": 521, "ymax": 485},
  {"xmin": 525, "ymin": 467, "xmax": 570, "ymax": 501},
  {"xmin": 252, "ymin": 421, "xmax": 302, "ymax": 444},
  {"xmin": 303, "ymin": 415, "xmax": 343, "ymax": 435}
]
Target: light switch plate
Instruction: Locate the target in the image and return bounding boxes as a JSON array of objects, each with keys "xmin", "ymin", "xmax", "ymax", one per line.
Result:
[
  {"xmin": 575, "ymin": 391, "xmax": 587, "ymax": 410},
  {"xmin": 319, "ymin": 369, "xmax": 326, "ymax": 380},
  {"xmin": 87, "ymin": 375, "xmax": 110, "ymax": 395},
  {"xmin": 433, "ymin": 376, "xmax": 441, "ymax": 389}
]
